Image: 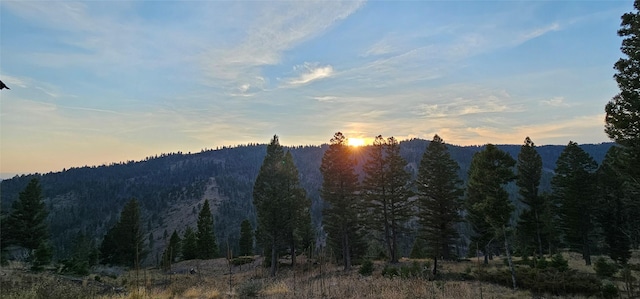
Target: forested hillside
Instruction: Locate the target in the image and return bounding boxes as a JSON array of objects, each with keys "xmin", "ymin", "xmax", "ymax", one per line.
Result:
[{"xmin": 0, "ymin": 139, "xmax": 613, "ymax": 263}]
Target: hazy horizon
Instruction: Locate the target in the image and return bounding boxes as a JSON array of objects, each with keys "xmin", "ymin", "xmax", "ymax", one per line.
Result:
[{"xmin": 1, "ymin": 1, "xmax": 631, "ymax": 175}]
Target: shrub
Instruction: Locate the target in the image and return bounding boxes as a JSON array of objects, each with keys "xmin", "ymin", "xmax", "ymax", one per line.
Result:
[
  {"xmin": 601, "ymin": 282, "xmax": 619, "ymax": 299},
  {"xmin": 359, "ymin": 260, "xmax": 373, "ymax": 276},
  {"xmin": 231, "ymin": 256, "xmax": 255, "ymax": 266},
  {"xmin": 594, "ymin": 257, "xmax": 618, "ymax": 278},
  {"xmin": 549, "ymin": 253, "xmax": 569, "ymax": 272},
  {"xmin": 237, "ymin": 280, "xmax": 262, "ymax": 297},
  {"xmin": 481, "ymin": 267, "xmax": 602, "ymax": 297},
  {"xmin": 382, "ymin": 265, "xmax": 399, "ymax": 278}
]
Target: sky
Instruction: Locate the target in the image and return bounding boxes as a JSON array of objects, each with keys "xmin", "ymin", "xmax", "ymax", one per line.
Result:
[{"xmin": 0, "ymin": 0, "xmax": 634, "ymax": 177}]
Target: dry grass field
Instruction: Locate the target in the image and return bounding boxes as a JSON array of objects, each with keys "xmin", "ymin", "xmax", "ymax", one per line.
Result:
[{"xmin": 1, "ymin": 251, "xmax": 638, "ymax": 299}]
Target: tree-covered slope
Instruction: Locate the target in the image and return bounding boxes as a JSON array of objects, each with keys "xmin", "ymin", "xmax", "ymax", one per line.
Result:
[{"xmin": 0, "ymin": 140, "xmax": 613, "ymax": 262}]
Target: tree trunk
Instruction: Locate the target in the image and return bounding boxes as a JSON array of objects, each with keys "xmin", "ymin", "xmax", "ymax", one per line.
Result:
[
  {"xmin": 343, "ymin": 232, "xmax": 351, "ymax": 271},
  {"xmin": 291, "ymin": 237, "xmax": 297, "ymax": 268},
  {"xmin": 503, "ymin": 226, "xmax": 517, "ymax": 290},
  {"xmin": 432, "ymin": 255, "xmax": 438, "ymax": 277},
  {"xmin": 534, "ymin": 209, "xmax": 543, "ymax": 256},
  {"xmin": 270, "ymin": 241, "xmax": 277, "ymax": 277}
]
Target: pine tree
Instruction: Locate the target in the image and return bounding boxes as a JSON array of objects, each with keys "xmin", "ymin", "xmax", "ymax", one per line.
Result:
[
  {"xmin": 5, "ymin": 178, "xmax": 50, "ymax": 259},
  {"xmin": 604, "ymin": 0, "xmax": 640, "ymax": 251},
  {"xmin": 605, "ymin": 0, "xmax": 640, "ymax": 152},
  {"xmin": 196, "ymin": 199, "xmax": 218, "ymax": 259},
  {"xmin": 415, "ymin": 134, "xmax": 463, "ymax": 275},
  {"xmin": 162, "ymin": 230, "xmax": 181, "ymax": 270},
  {"xmin": 281, "ymin": 151, "xmax": 311, "ymax": 267},
  {"xmin": 596, "ymin": 146, "xmax": 632, "ymax": 264},
  {"xmin": 321, "ymin": 132, "xmax": 362, "ymax": 271},
  {"xmin": 181, "ymin": 226, "xmax": 198, "ymax": 260},
  {"xmin": 100, "ymin": 198, "xmax": 146, "ymax": 267},
  {"xmin": 465, "ymin": 144, "xmax": 517, "ymax": 289},
  {"xmin": 253, "ymin": 135, "xmax": 309, "ymax": 275},
  {"xmin": 361, "ymin": 136, "xmax": 412, "ymax": 263},
  {"xmin": 238, "ymin": 219, "xmax": 254, "ymax": 256},
  {"xmin": 515, "ymin": 137, "xmax": 545, "ymax": 256},
  {"xmin": 552, "ymin": 141, "xmax": 598, "ymax": 266}
]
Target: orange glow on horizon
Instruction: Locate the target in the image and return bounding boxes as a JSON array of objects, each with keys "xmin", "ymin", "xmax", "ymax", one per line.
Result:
[{"xmin": 347, "ymin": 138, "xmax": 366, "ymax": 147}]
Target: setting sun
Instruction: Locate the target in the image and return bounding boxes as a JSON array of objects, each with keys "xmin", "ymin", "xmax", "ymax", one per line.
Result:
[{"xmin": 348, "ymin": 138, "xmax": 366, "ymax": 147}]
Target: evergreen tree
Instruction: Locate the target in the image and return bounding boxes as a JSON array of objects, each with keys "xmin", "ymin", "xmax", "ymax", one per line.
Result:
[
  {"xmin": 552, "ymin": 141, "xmax": 598, "ymax": 266},
  {"xmin": 4, "ymin": 178, "xmax": 50, "ymax": 257},
  {"xmin": 361, "ymin": 136, "xmax": 412, "ymax": 263},
  {"xmin": 181, "ymin": 226, "xmax": 198, "ymax": 260},
  {"xmin": 604, "ymin": 0, "xmax": 640, "ymax": 252},
  {"xmin": 605, "ymin": 0, "xmax": 640, "ymax": 152},
  {"xmin": 100, "ymin": 198, "xmax": 146, "ymax": 267},
  {"xmin": 282, "ymin": 151, "xmax": 312, "ymax": 267},
  {"xmin": 596, "ymin": 146, "xmax": 632, "ymax": 264},
  {"xmin": 253, "ymin": 135, "xmax": 310, "ymax": 275},
  {"xmin": 515, "ymin": 137, "xmax": 545, "ymax": 256},
  {"xmin": 238, "ymin": 219, "xmax": 254, "ymax": 256},
  {"xmin": 63, "ymin": 231, "xmax": 99, "ymax": 275},
  {"xmin": 465, "ymin": 144, "xmax": 517, "ymax": 289},
  {"xmin": 320, "ymin": 132, "xmax": 362, "ymax": 271},
  {"xmin": 162, "ymin": 230, "xmax": 181, "ymax": 270},
  {"xmin": 196, "ymin": 199, "xmax": 218, "ymax": 259},
  {"xmin": 415, "ymin": 134, "xmax": 463, "ymax": 275}
]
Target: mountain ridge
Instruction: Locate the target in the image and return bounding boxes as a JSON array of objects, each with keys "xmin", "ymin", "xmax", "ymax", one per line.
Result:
[{"xmin": 0, "ymin": 139, "xmax": 614, "ymax": 263}]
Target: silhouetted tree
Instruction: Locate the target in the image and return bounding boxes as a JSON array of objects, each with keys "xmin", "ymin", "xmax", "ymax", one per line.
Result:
[
  {"xmin": 515, "ymin": 137, "xmax": 546, "ymax": 256},
  {"xmin": 596, "ymin": 146, "xmax": 632, "ymax": 264},
  {"xmin": 196, "ymin": 199, "xmax": 218, "ymax": 259},
  {"xmin": 4, "ymin": 178, "xmax": 50, "ymax": 254},
  {"xmin": 100, "ymin": 198, "xmax": 146, "ymax": 267},
  {"xmin": 321, "ymin": 132, "xmax": 362, "ymax": 271},
  {"xmin": 181, "ymin": 226, "xmax": 198, "ymax": 260},
  {"xmin": 238, "ymin": 219, "xmax": 253, "ymax": 256},
  {"xmin": 552, "ymin": 141, "xmax": 598, "ymax": 266},
  {"xmin": 415, "ymin": 134, "xmax": 463, "ymax": 275},
  {"xmin": 465, "ymin": 144, "xmax": 517, "ymax": 289}
]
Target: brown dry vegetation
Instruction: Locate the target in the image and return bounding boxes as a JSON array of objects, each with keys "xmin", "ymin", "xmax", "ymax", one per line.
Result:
[{"xmin": 2, "ymin": 251, "xmax": 639, "ymax": 299}]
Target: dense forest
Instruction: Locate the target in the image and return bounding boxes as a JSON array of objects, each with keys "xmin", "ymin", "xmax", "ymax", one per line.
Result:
[{"xmin": 0, "ymin": 138, "xmax": 614, "ymax": 264}]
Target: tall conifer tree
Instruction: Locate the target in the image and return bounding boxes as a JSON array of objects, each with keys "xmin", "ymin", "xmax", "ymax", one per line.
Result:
[
  {"xmin": 361, "ymin": 136, "xmax": 412, "ymax": 263},
  {"xmin": 100, "ymin": 198, "xmax": 145, "ymax": 267},
  {"xmin": 415, "ymin": 135, "xmax": 463, "ymax": 275},
  {"xmin": 515, "ymin": 137, "xmax": 545, "ymax": 256},
  {"xmin": 552, "ymin": 141, "xmax": 598, "ymax": 266},
  {"xmin": 196, "ymin": 199, "xmax": 218, "ymax": 259},
  {"xmin": 320, "ymin": 132, "xmax": 361, "ymax": 271}
]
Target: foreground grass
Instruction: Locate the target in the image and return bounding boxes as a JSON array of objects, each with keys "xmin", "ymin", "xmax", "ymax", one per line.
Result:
[{"xmin": 2, "ymin": 252, "xmax": 639, "ymax": 299}]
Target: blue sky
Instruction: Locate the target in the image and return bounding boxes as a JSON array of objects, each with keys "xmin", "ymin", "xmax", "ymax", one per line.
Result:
[{"xmin": 0, "ymin": 0, "xmax": 633, "ymax": 176}]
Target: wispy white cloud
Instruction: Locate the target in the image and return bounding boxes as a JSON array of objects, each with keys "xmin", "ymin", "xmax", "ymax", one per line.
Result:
[
  {"xmin": 541, "ymin": 96, "xmax": 571, "ymax": 107},
  {"xmin": 286, "ymin": 63, "xmax": 335, "ymax": 86}
]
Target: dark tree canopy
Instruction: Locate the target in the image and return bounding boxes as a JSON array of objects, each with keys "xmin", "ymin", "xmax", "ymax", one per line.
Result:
[
  {"xmin": 515, "ymin": 137, "xmax": 546, "ymax": 256},
  {"xmin": 181, "ymin": 226, "xmax": 198, "ymax": 261},
  {"xmin": 5, "ymin": 178, "xmax": 49, "ymax": 251},
  {"xmin": 196, "ymin": 199, "xmax": 218, "ymax": 259},
  {"xmin": 415, "ymin": 134, "xmax": 463, "ymax": 274},
  {"xmin": 361, "ymin": 136, "xmax": 412, "ymax": 263},
  {"xmin": 320, "ymin": 132, "xmax": 362, "ymax": 271},
  {"xmin": 100, "ymin": 198, "xmax": 146, "ymax": 267},
  {"xmin": 605, "ymin": 0, "xmax": 640, "ymax": 147},
  {"xmin": 596, "ymin": 146, "xmax": 632, "ymax": 264},
  {"xmin": 552, "ymin": 141, "xmax": 598, "ymax": 266},
  {"xmin": 465, "ymin": 144, "xmax": 516, "ymax": 263},
  {"xmin": 253, "ymin": 135, "xmax": 310, "ymax": 276},
  {"xmin": 238, "ymin": 219, "xmax": 253, "ymax": 256}
]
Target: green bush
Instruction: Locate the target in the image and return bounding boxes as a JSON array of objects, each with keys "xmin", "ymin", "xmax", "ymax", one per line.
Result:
[
  {"xmin": 481, "ymin": 267, "xmax": 602, "ymax": 297},
  {"xmin": 237, "ymin": 280, "xmax": 262, "ymax": 297},
  {"xmin": 601, "ymin": 282, "xmax": 619, "ymax": 299},
  {"xmin": 382, "ymin": 265, "xmax": 399, "ymax": 278},
  {"xmin": 594, "ymin": 257, "xmax": 618, "ymax": 278},
  {"xmin": 549, "ymin": 253, "xmax": 569, "ymax": 272},
  {"xmin": 231, "ymin": 256, "xmax": 255, "ymax": 266},
  {"xmin": 359, "ymin": 260, "xmax": 373, "ymax": 276}
]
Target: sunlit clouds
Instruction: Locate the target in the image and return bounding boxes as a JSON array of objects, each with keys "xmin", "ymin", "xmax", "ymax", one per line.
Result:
[{"xmin": 0, "ymin": 0, "xmax": 628, "ymax": 175}]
